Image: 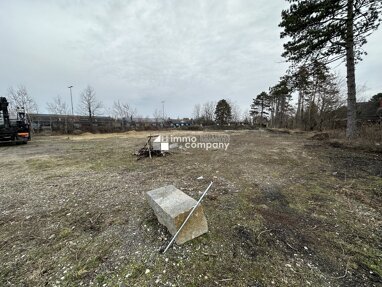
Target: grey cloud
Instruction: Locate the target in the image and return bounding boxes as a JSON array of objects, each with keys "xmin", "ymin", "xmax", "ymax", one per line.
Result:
[{"xmin": 0, "ymin": 0, "xmax": 380, "ymax": 118}]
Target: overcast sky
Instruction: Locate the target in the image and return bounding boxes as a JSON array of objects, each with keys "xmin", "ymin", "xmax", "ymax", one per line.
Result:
[{"xmin": 0, "ymin": 0, "xmax": 381, "ymax": 118}]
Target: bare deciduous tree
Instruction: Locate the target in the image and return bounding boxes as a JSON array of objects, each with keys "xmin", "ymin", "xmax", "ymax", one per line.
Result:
[
  {"xmin": 113, "ymin": 100, "xmax": 133, "ymax": 130},
  {"xmin": 47, "ymin": 95, "xmax": 68, "ymax": 115},
  {"xmin": 7, "ymin": 85, "xmax": 38, "ymax": 114},
  {"xmin": 130, "ymin": 107, "xmax": 137, "ymax": 120},
  {"xmin": 153, "ymin": 108, "xmax": 162, "ymax": 124},
  {"xmin": 79, "ymin": 85, "xmax": 102, "ymax": 122},
  {"xmin": 201, "ymin": 101, "xmax": 215, "ymax": 124},
  {"xmin": 113, "ymin": 100, "xmax": 130, "ymax": 119},
  {"xmin": 192, "ymin": 103, "xmax": 201, "ymax": 120},
  {"xmin": 227, "ymin": 100, "xmax": 241, "ymax": 124},
  {"xmin": 241, "ymin": 109, "xmax": 252, "ymax": 124}
]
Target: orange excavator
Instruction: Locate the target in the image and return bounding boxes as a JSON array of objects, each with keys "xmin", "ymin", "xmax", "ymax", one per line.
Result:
[{"xmin": 0, "ymin": 97, "xmax": 31, "ymax": 144}]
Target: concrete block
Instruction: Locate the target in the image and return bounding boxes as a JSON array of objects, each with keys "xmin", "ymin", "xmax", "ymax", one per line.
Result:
[{"xmin": 146, "ymin": 185, "xmax": 208, "ymax": 245}]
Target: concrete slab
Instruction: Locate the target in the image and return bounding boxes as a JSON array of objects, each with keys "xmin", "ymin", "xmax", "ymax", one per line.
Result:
[{"xmin": 146, "ymin": 185, "xmax": 208, "ymax": 245}]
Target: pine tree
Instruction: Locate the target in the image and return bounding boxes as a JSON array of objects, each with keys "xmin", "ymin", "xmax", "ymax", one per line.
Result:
[
  {"xmin": 250, "ymin": 92, "xmax": 270, "ymax": 125},
  {"xmin": 370, "ymin": 93, "xmax": 382, "ymax": 118},
  {"xmin": 214, "ymin": 99, "xmax": 232, "ymax": 126},
  {"xmin": 290, "ymin": 61, "xmax": 342, "ymax": 130},
  {"xmin": 280, "ymin": 0, "xmax": 382, "ymax": 138},
  {"xmin": 269, "ymin": 79, "xmax": 292, "ymax": 128},
  {"xmin": 290, "ymin": 65, "xmax": 311, "ymax": 127},
  {"xmin": 369, "ymin": 93, "xmax": 382, "ymax": 107}
]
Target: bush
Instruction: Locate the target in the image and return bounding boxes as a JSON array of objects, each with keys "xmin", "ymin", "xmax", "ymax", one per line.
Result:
[
  {"xmin": 358, "ymin": 123, "xmax": 382, "ymax": 143},
  {"xmin": 179, "ymin": 125, "xmax": 203, "ymax": 131}
]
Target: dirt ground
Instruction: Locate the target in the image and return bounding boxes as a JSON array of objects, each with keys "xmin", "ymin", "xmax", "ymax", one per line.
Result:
[{"xmin": 0, "ymin": 130, "xmax": 381, "ymax": 287}]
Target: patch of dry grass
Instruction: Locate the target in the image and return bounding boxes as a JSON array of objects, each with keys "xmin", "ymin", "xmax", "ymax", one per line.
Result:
[{"xmin": 0, "ymin": 130, "xmax": 381, "ymax": 286}]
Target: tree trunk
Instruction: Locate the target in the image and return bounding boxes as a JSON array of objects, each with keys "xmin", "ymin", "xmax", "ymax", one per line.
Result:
[
  {"xmin": 346, "ymin": 0, "xmax": 357, "ymax": 139},
  {"xmin": 260, "ymin": 99, "xmax": 264, "ymax": 126},
  {"xmin": 88, "ymin": 107, "xmax": 92, "ymax": 123},
  {"xmin": 269, "ymin": 98, "xmax": 275, "ymax": 127},
  {"xmin": 280, "ymin": 96, "xmax": 285, "ymax": 128},
  {"xmin": 300, "ymin": 98, "xmax": 304, "ymax": 129},
  {"xmin": 296, "ymin": 91, "xmax": 302, "ymax": 128}
]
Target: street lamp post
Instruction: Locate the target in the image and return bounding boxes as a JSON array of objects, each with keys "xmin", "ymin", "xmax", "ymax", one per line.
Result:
[
  {"xmin": 161, "ymin": 100, "xmax": 165, "ymax": 126},
  {"xmin": 68, "ymin": 86, "xmax": 74, "ymax": 115}
]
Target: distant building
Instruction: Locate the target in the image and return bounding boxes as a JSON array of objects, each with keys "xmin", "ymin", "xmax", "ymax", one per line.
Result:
[
  {"xmin": 169, "ymin": 118, "xmax": 192, "ymax": 127},
  {"xmin": 28, "ymin": 114, "xmax": 197, "ymax": 133},
  {"xmin": 128, "ymin": 117, "xmax": 160, "ymax": 128},
  {"xmin": 29, "ymin": 114, "xmax": 120, "ymax": 133},
  {"xmin": 130, "ymin": 117, "xmax": 193, "ymax": 128}
]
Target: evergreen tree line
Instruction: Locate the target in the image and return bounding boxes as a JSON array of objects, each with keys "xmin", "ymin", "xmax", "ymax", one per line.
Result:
[{"xmin": 250, "ymin": 61, "xmax": 348, "ymax": 131}]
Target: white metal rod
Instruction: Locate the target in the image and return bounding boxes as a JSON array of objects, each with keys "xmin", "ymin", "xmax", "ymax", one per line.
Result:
[{"xmin": 163, "ymin": 181, "xmax": 213, "ymax": 253}]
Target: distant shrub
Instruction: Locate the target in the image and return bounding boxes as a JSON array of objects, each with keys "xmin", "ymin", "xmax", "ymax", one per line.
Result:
[
  {"xmin": 179, "ymin": 125, "xmax": 203, "ymax": 131},
  {"xmin": 358, "ymin": 123, "xmax": 382, "ymax": 143}
]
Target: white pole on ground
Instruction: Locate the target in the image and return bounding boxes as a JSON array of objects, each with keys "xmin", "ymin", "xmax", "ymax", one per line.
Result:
[{"xmin": 163, "ymin": 181, "xmax": 213, "ymax": 253}]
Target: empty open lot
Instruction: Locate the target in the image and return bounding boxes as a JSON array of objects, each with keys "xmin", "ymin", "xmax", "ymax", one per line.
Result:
[{"xmin": 0, "ymin": 130, "xmax": 381, "ymax": 286}]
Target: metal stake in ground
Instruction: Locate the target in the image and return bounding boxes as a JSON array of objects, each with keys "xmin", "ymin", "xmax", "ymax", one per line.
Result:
[{"xmin": 163, "ymin": 181, "xmax": 213, "ymax": 253}]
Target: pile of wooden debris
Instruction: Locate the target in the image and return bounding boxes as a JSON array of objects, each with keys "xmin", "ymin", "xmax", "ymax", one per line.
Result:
[{"xmin": 134, "ymin": 135, "xmax": 170, "ymax": 160}]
